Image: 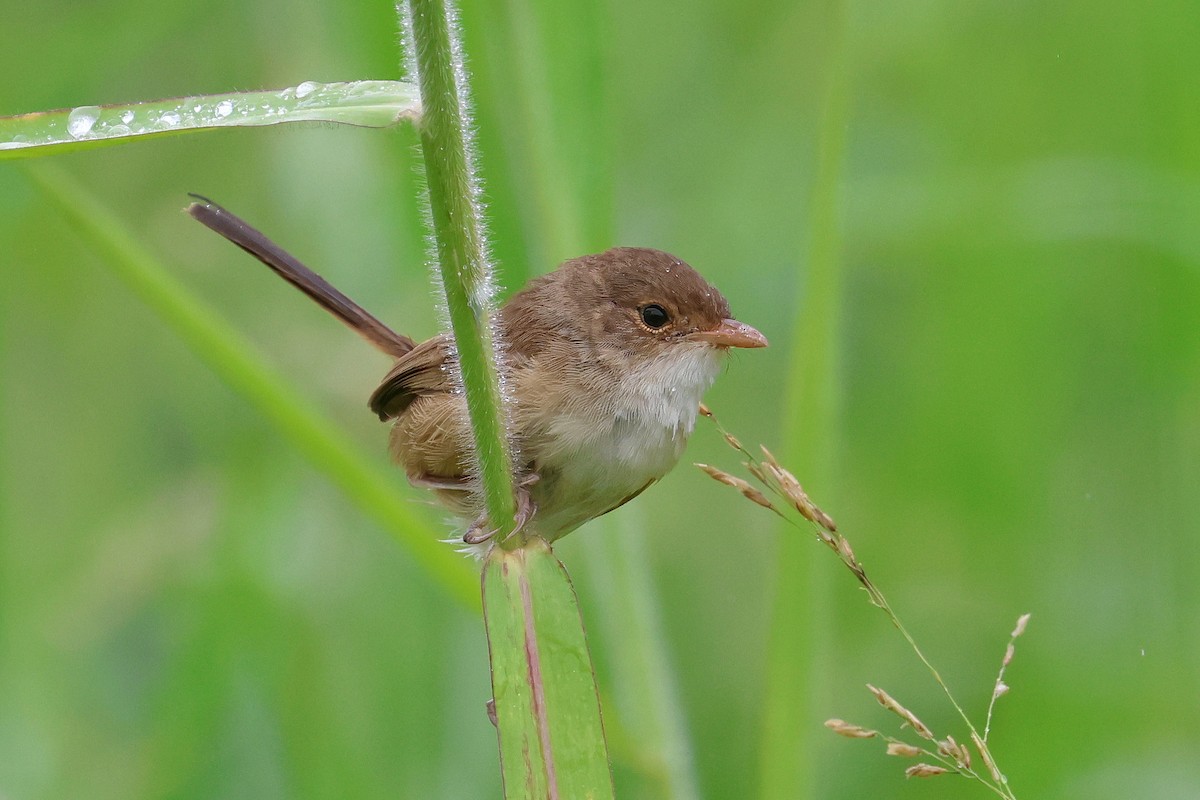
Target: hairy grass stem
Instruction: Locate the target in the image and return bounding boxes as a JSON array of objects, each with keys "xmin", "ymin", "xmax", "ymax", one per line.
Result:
[{"xmin": 402, "ymin": 0, "xmax": 518, "ymax": 540}]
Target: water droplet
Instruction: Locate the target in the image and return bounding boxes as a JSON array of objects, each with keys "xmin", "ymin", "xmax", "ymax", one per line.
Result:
[
  {"xmin": 215, "ymin": 100, "xmax": 234, "ymax": 118},
  {"xmin": 295, "ymin": 80, "xmax": 319, "ymax": 99},
  {"xmin": 120, "ymin": 110, "xmax": 134, "ymax": 124},
  {"xmin": 158, "ymin": 111, "xmax": 182, "ymax": 128},
  {"xmin": 107, "ymin": 124, "xmax": 131, "ymax": 136},
  {"xmin": 67, "ymin": 106, "xmax": 101, "ymax": 139},
  {"xmin": 192, "ymin": 104, "xmax": 202, "ymax": 113}
]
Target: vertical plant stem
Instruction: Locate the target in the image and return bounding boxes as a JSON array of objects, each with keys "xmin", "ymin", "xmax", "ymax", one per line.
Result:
[
  {"xmin": 404, "ymin": 0, "xmax": 517, "ymax": 535},
  {"xmin": 402, "ymin": 4, "xmax": 615, "ymax": 796},
  {"xmin": 759, "ymin": 2, "xmax": 850, "ymax": 798}
]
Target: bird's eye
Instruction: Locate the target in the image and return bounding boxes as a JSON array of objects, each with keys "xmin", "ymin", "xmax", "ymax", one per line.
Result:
[{"xmin": 640, "ymin": 304, "xmax": 670, "ymax": 329}]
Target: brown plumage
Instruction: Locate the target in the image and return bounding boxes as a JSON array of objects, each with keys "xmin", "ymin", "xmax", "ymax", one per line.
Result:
[{"xmin": 189, "ymin": 198, "xmax": 766, "ymax": 549}]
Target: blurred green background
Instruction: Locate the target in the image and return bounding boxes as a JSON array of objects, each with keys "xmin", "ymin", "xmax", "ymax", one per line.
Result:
[{"xmin": 2, "ymin": 1, "xmax": 1198, "ymax": 798}]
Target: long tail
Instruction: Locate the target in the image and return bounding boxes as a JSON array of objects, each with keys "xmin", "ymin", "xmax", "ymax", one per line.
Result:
[{"xmin": 187, "ymin": 194, "xmax": 415, "ymax": 358}]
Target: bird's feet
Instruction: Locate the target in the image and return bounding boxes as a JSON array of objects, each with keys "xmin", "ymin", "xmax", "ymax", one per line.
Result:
[{"xmin": 461, "ymin": 473, "xmax": 540, "ymax": 545}]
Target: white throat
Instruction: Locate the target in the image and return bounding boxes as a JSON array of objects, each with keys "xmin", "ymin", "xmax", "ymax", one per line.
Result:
[
  {"xmin": 617, "ymin": 342, "xmax": 724, "ymax": 434},
  {"xmin": 522, "ymin": 341, "xmax": 724, "ymax": 542}
]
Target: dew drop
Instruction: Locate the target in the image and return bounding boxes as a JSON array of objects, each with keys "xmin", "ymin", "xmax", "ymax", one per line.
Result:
[
  {"xmin": 107, "ymin": 124, "xmax": 131, "ymax": 136},
  {"xmin": 295, "ymin": 80, "xmax": 319, "ymax": 99},
  {"xmin": 215, "ymin": 99, "xmax": 234, "ymax": 118},
  {"xmin": 120, "ymin": 110, "xmax": 134, "ymax": 124},
  {"xmin": 67, "ymin": 106, "xmax": 101, "ymax": 139},
  {"xmin": 158, "ymin": 111, "xmax": 182, "ymax": 128}
]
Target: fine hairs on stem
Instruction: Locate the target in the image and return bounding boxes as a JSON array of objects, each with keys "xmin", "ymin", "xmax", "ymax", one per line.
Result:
[{"xmin": 695, "ymin": 404, "xmax": 1028, "ymax": 800}]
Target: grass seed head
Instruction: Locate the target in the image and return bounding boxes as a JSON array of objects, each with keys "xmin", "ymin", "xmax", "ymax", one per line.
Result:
[
  {"xmin": 824, "ymin": 719, "xmax": 878, "ymax": 739},
  {"xmin": 836, "ymin": 535, "xmax": 857, "ymax": 564},
  {"xmin": 1012, "ymin": 613, "xmax": 1031, "ymax": 638},
  {"xmin": 937, "ymin": 735, "xmax": 971, "ymax": 769},
  {"xmin": 905, "ymin": 764, "xmax": 948, "ymax": 778},
  {"xmin": 746, "ymin": 461, "xmax": 769, "ymax": 484},
  {"xmin": 761, "ymin": 461, "xmax": 838, "ymax": 531},
  {"xmin": 867, "ymin": 684, "xmax": 934, "ymax": 740},
  {"xmin": 697, "ymin": 464, "xmax": 776, "ymax": 511},
  {"xmin": 971, "ymin": 731, "xmax": 1003, "ymax": 782},
  {"xmin": 886, "ymin": 742, "xmax": 923, "ymax": 757},
  {"xmin": 1002, "ymin": 642, "xmax": 1016, "ymax": 667},
  {"xmin": 696, "ymin": 463, "xmax": 742, "ymax": 489},
  {"xmin": 742, "ymin": 486, "xmax": 776, "ymax": 510}
]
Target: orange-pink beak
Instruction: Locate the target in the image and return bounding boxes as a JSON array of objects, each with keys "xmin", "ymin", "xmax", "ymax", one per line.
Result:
[{"xmin": 688, "ymin": 319, "xmax": 768, "ymax": 349}]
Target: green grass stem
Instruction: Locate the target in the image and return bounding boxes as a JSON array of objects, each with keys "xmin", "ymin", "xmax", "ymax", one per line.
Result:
[
  {"xmin": 403, "ymin": 0, "xmax": 517, "ymax": 537},
  {"xmin": 758, "ymin": 3, "xmax": 851, "ymax": 798}
]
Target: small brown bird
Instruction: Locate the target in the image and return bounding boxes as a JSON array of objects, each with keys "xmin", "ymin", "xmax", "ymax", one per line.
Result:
[{"xmin": 188, "ymin": 197, "xmax": 766, "ymax": 550}]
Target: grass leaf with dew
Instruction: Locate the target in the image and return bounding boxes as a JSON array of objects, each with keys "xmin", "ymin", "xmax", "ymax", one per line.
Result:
[{"xmin": 0, "ymin": 80, "xmax": 420, "ymax": 160}]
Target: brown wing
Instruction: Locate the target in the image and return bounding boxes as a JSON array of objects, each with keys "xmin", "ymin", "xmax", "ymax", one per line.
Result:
[{"xmin": 368, "ymin": 333, "xmax": 455, "ymax": 420}]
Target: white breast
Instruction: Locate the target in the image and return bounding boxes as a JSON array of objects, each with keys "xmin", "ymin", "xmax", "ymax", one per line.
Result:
[{"xmin": 530, "ymin": 342, "xmax": 724, "ymax": 538}]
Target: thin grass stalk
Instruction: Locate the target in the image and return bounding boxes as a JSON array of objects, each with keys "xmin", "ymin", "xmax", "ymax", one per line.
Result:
[
  {"xmin": 26, "ymin": 163, "xmax": 480, "ymax": 611},
  {"xmin": 699, "ymin": 414, "xmax": 1022, "ymax": 799},
  {"xmin": 759, "ymin": 2, "xmax": 851, "ymax": 797},
  {"xmin": 402, "ymin": 0, "xmax": 517, "ymax": 537}
]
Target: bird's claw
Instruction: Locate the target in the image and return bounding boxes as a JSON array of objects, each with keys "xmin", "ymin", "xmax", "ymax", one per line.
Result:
[{"xmin": 460, "ymin": 473, "xmax": 540, "ymax": 545}]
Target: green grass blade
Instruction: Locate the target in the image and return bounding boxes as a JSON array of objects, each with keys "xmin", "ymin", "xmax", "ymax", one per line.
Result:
[
  {"xmin": 26, "ymin": 163, "xmax": 479, "ymax": 612},
  {"xmin": 581, "ymin": 516, "xmax": 700, "ymax": 799},
  {"xmin": 483, "ymin": 539, "xmax": 615, "ymax": 800},
  {"xmin": 758, "ymin": 4, "xmax": 851, "ymax": 798},
  {"xmin": 0, "ymin": 80, "xmax": 420, "ymax": 160}
]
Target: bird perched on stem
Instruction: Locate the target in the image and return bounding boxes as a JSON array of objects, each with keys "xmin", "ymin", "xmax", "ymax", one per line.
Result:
[{"xmin": 189, "ymin": 197, "xmax": 766, "ymax": 552}]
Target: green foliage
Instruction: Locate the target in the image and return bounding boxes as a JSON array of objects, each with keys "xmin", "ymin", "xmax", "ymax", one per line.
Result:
[{"xmin": 2, "ymin": 1, "xmax": 1198, "ymax": 799}]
